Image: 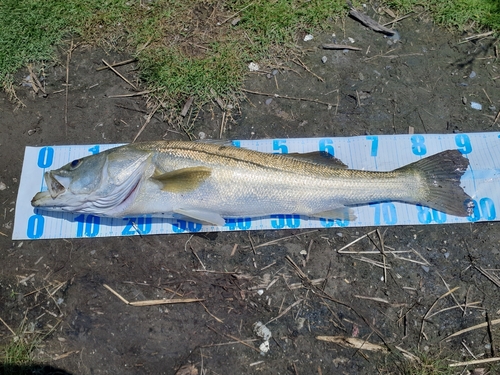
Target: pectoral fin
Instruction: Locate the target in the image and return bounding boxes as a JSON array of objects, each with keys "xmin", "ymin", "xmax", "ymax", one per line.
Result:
[
  {"xmin": 310, "ymin": 207, "xmax": 356, "ymax": 221},
  {"xmin": 152, "ymin": 166, "xmax": 211, "ymax": 193},
  {"xmin": 173, "ymin": 209, "xmax": 226, "ymax": 226}
]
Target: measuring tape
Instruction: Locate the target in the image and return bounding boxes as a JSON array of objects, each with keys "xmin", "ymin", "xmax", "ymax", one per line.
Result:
[{"xmin": 13, "ymin": 133, "xmax": 500, "ymax": 240}]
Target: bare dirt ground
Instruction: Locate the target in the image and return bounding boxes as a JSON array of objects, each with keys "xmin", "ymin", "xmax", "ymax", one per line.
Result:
[{"xmin": 1, "ymin": 13, "xmax": 500, "ymax": 375}]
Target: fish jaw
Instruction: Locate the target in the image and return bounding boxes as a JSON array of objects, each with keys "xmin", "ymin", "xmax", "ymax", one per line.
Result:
[{"xmin": 31, "ymin": 149, "xmax": 153, "ymax": 217}]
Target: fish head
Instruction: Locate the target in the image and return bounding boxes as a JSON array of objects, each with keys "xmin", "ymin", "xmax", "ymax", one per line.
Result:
[{"xmin": 31, "ymin": 147, "xmax": 152, "ymax": 216}]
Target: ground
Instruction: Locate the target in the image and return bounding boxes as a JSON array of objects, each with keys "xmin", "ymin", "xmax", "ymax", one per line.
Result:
[{"xmin": 1, "ymin": 13, "xmax": 500, "ymax": 375}]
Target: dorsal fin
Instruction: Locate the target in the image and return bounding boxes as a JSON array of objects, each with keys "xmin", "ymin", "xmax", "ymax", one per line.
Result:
[{"xmin": 283, "ymin": 152, "xmax": 348, "ymax": 168}]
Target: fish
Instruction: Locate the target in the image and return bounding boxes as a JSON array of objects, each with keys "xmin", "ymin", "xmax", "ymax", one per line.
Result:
[{"xmin": 31, "ymin": 141, "xmax": 474, "ymax": 226}]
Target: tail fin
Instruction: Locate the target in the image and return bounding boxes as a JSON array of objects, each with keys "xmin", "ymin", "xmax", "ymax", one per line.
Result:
[{"xmin": 397, "ymin": 150, "xmax": 473, "ymax": 217}]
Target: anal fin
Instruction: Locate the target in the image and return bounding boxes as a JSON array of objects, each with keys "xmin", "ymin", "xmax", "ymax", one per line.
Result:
[
  {"xmin": 173, "ymin": 208, "xmax": 226, "ymax": 226},
  {"xmin": 310, "ymin": 207, "xmax": 356, "ymax": 221}
]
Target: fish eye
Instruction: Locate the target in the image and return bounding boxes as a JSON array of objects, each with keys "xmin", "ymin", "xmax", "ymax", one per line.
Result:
[{"xmin": 70, "ymin": 159, "xmax": 83, "ymax": 169}]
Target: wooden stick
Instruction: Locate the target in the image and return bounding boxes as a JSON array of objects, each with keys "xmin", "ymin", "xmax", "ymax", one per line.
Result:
[
  {"xmin": 199, "ymin": 302, "xmax": 223, "ymax": 323},
  {"xmin": 449, "ymin": 357, "xmax": 500, "ymax": 367},
  {"xmin": 349, "ymin": 6, "xmax": 395, "ymax": 35},
  {"xmin": 266, "ymin": 299, "xmax": 304, "ymax": 325},
  {"xmin": 241, "ymin": 229, "xmax": 319, "ymax": 249},
  {"xmin": 337, "ymin": 230, "xmax": 377, "ymax": 253},
  {"xmin": 102, "ymin": 59, "xmax": 137, "ymax": 90},
  {"xmin": 241, "ymin": 89, "xmax": 335, "ymax": 108},
  {"xmin": 103, "ymin": 284, "xmax": 130, "ymax": 304},
  {"xmin": 104, "ymin": 284, "xmax": 203, "ymax": 306},
  {"xmin": 130, "ymin": 299, "xmax": 203, "ymax": 306},
  {"xmin": 108, "ymin": 90, "xmax": 154, "ymax": 98},
  {"xmin": 206, "ymin": 326, "xmax": 260, "ymax": 353},
  {"xmin": 132, "ymin": 102, "xmax": 160, "ymax": 142},
  {"xmin": 96, "ymin": 58, "xmax": 136, "ymax": 71},
  {"xmin": 294, "ymin": 58, "xmax": 324, "ymax": 82},
  {"xmin": 0, "ymin": 316, "xmax": 16, "ymax": 336},
  {"xmin": 443, "ymin": 318, "xmax": 500, "ymax": 341},
  {"xmin": 322, "ymin": 44, "xmax": 361, "ymax": 51}
]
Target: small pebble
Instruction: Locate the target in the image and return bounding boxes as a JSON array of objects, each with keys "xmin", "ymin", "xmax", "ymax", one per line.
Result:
[
  {"xmin": 0, "ymin": 182, "xmax": 6, "ymax": 190},
  {"xmin": 358, "ymin": 72, "xmax": 364, "ymax": 81},
  {"xmin": 348, "ymin": 37, "xmax": 355, "ymax": 43},
  {"xmin": 470, "ymin": 102, "xmax": 482, "ymax": 110},
  {"xmin": 444, "ymin": 252, "xmax": 450, "ymax": 259},
  {"xmin": 303, "ymin": 34, "xmax": 313, "ymax": 42},
  {"xmin": 469, "ymin": 71, "xmax": 476, "ymax": 78},
  {"xmin": 272, "ymin": 69, "xmax": 278, "ymax": 76},
  {"xmin": 321, "ymin": 56, "xmax": 327, "ymax": 64},
  {"xmin": 421, "ymin": 266, "xmax": 430, "ymax": 273},
  {"xmin": 198, "ymin": 131, "xmax": 206, "ymax": 140},
  {"xmin": 462, "ymin": 96, "xmax": 467, "ymax": 105},
  {"xmin": 265, "ymin": 98, "xmax": 273, "ymax": 105}
]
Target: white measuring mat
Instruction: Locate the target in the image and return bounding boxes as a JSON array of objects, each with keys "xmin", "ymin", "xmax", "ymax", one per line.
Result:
[{"xmin": 13, "ymin": 133, "xmax": 500, "ymax": 240}]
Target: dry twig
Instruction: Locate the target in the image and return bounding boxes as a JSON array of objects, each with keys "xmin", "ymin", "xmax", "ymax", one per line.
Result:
[
  {"xmin": 241, "ymin": 89, "xmax": 335, "ymax": 108},
  {"xmin": 103, "ymin": 284, "xmax": 203, "ymax": 306}
]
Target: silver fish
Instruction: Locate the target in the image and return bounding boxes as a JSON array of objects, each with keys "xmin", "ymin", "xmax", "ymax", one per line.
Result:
[{"xmin": 31, "ymin": 141, "xmax": 473, "ymax": 225}]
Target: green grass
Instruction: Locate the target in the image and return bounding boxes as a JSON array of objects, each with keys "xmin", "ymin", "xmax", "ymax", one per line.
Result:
[
  {"xmin": 0, "ymin": 323, "xmax": 43, "ymax": 373},
  {"xmin": 0, "ymin": 0, "xmax": 499, "ymax": 111}
]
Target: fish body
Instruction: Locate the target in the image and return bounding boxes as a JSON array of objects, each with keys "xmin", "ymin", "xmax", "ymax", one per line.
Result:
[{"xmin": 31, "ymin": 141, "xmax": 473, "ymax": 225}]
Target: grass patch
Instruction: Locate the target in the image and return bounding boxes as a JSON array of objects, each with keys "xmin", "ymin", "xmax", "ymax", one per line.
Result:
[
  {"xmin": 1, "ymin": 0, "xmax": 499, "ymax": 111},
  {"xmin": 0, "ymin": 319, "xmax": 50, "ymax": 374},
  {"xmin": 381, "ymin": 349, "xmax": 500, "ymax": 375}
]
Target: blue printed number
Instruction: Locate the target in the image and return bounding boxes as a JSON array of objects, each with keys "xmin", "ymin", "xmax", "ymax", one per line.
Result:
[
  {"xmin": 273, "ymin": 139, "xmax": 288, "ymax": 154},
  {"xmin": 320, "ymin": 217, "xmax": 348, "ymax": 228},
  {"xmin": 26, "ymin": 214, "xmax": 44, "ymax": 239},
  {"xmin": 416, "ymin": 205, "xmax": 446, "ymax": 224},
  {"xmin": 467, "ymin": 198, "xmax": 496, "ymax": 222},
  {"xmin": 455, "ymin": 134, "xmax": 472, "ymax": 154},
  {"xmin": 122, "ymin": 217, "xmax": 152, "ymax": 235},
  {"xmin": 411, "ymin": 135, "xmax": 427, "ymax": 156},
  {"xmin": 370, "ymin": 203, "xmax": 397, "ymax": 225},
  {"xmin": 270, "ymin": 214, "xmax": 301, "ymax": 229},
  {"xmin": 88, "ymin": 145, "xmax": 100, "ymax": 155},
  {"xmin": 366, "ymin": 136, "xmax": 378, "ymax": 157},
  {"xmin": 37, "ymin": 147, "xmax": 54, "ymax": 168},
  {"xmin": 75, "ymin": 214, "xmax": 100, "ymax": 237},
  {"xmin": 225, "ymin": 217, "xmax": 252, "ymax": 231},
  {"xmin": 318, "ymin": 139, "xmax": 334, "ymax": 157},
  {"xmin": 171, "ymin": 220, "xmax": 202, "ymax": 233}
]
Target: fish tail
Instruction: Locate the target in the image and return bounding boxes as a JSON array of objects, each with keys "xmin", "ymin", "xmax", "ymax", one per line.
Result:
[{"xmin": 398, "ymin": 150, "xmax": 473, "ymax": 217}]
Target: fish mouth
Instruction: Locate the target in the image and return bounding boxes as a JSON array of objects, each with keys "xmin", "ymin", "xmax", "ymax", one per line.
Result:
[
  {"xmin": 44, "ymin": 171, "xmax": 69, "ymax": 199},
  {"xmin": 31, "ymin": 190, "xmax": 51, "ymax": 207}
]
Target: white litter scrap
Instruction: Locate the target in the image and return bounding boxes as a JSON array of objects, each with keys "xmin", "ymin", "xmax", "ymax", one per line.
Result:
[
  {"xmin": 303, "ymin": 34, "xmax": 314, "ymax": 42},
  {"xmin": 253, "ymin": 321, "xmax": 272, "ymax": 341},
  {"xmin": 12, "ymin": 132, "xmax": 500, "ymax": 240},
  {"xmin": 253, "ymin": 321, "xmax": 272, "ymax": 354},
  {"xmin": 248, "ymin": 62, "xmax": 260, "ymax": 71}
]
